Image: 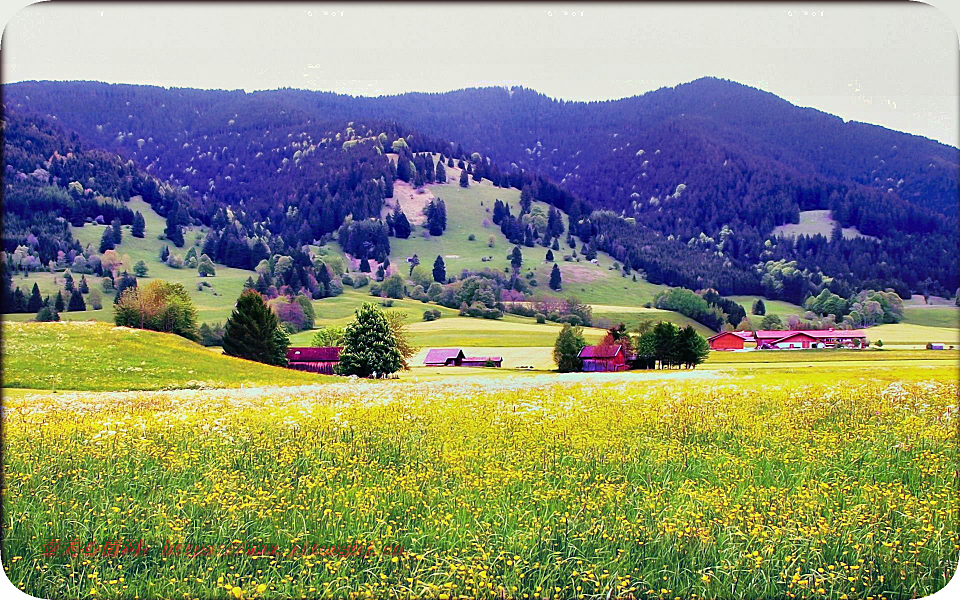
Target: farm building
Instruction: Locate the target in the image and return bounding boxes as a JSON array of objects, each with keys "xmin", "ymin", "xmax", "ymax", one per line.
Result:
[
  {"xmin": 286, "ymin": 347, "xmax": 341, "ymax": 374},
  {"xmin": 707, "ymin": 331, "xmax": 755, "ymax": 350},
  {"xmin": 709, "ymin": 329, "xmax": 869, "ymax": 351},
  {"xmin": 461, "ymin": 356, "xmax": 503, "ymax": 368},
  {"xmin": 578, "ymin": 345, "xmax": 628, "ymax": 372},
  {"xmin": 423, "ymin": 348, "xmax": 465, "ymax": 366}
]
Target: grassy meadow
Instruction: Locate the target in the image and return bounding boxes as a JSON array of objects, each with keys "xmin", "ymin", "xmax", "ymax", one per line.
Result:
[
  {"xmin": 3, "ymin": 359, "xmax": 957, "ymax": 600},
  {"xmin": 1, "ymin": 321, "xmax": 325, "ymax": 391}
]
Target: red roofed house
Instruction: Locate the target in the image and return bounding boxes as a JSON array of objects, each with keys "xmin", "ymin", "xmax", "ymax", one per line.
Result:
[
  {"xmin": 710, "ymin": 329, "xmax": 869, "ymax": 351},
  {"xmin": 461, "ymin": 356, "xmax": 503, "ymax": 368},
  {"xmin": 755, "ymin": 329, "xmax": 868, "ymax": 349},
  {"xmin": 286, "ymin": 347, "xmax": 341, "ymax": 374},
  {"xmin": 423, "ymin": 348, "xmax": 465, "ymax": 366},
  {"xmin": 578, "ymin": 345, "xmax": 627, "ymax": 372}
]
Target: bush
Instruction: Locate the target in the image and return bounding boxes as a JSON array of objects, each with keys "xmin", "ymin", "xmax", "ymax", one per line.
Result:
[
  {"xmin": 369, "ymin": 283, "xmax": 382, "ymax": 296},
  {"xmin": 198, "ymin": 322, "xmax": 226, "ymax": 347},
  {"xmin": 468, "ymin": 234, "xmax": 476, "ymax": 241},
  {"xmin": 352, "ymin": 274, "xmax": 369, "ymax": 288},
  {"xmin": 341, "ymin": 274, "xmax": 355, "ymax": 287},
  {"xmin": 114, "ymin": 280, "xmax": 199, "ymax": 341},
  {"xmin": 423, "ymin": 309, "xmax": 442, "ymax": 322},
  {"xmin": 535, "ymin": 313, "xmax": 546, "ymax": 324},
  {"xmin": 459, "ymin": 302, "xmax": 503, "ymax": 320},
  {"xmin": 88, "ymin": 289, "xmax": 103, "ymax": 310},
  {"xmin": 35, "ymin": 305, "xmax": 60, "ymax": 322}
]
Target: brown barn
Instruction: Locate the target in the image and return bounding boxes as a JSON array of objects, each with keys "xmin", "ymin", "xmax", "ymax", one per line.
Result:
[
  {"xmin": 286, "ymin": 347, "xmax": 341, "ymax": 374},
  {"xmin": 461, "ymin": 356, "xmax": 503, "ymax": 368},
  {"xmin": 423, "ymin": 348, "xmax": 465, "ymax": 366},
  {"xmin": 578, "ymin": 345, "xmax": 627, "ymax": 372}
]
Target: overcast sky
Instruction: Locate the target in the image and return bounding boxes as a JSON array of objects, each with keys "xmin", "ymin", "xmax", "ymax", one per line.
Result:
[{"xmin": 2, "ymin": 2, "xmax": 958, "ymax": 147}]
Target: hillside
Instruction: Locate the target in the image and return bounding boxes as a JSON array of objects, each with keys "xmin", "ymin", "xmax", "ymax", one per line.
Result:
[
  {"xmin": 4, "ymin": 78, "xmax": 957, "ymax": 299},
  {"xmin": 1, "ymin": 321, "xmax": 326, "ymax": 391}
]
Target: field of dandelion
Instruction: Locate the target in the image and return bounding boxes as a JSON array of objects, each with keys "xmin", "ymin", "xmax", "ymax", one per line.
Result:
[{"xmin": 3, "ymin": 364, "xmax": 958, "ymax": 600}]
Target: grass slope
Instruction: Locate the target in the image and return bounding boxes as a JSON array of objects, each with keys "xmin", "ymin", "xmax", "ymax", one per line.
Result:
[
  {"xmin": 1, "ymin": 321, "xmax": 327, "ymax": 391},
  {"xmin": 8, "ymin": 197, "xmax": 255, "ymax": 324},
  {"xmin": 771, "ymin": 209, "xmax": 876, "ymax": 241},
  {"xmin": 386, "ymin": 163, "xmax": 666, "ymax": 307}
]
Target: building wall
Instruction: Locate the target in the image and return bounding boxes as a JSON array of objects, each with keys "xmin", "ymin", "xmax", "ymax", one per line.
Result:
[
  {"xmin": 710, "ymin": 335, "xmax": 745, "ymax": 350},
  {"xmin": 289, "ymin": 361, "xmax": 337, "ymax": 374}
]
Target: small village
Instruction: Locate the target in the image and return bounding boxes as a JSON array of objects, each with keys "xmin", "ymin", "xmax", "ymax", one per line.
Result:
[{"xmin": 284, "ymin": 327, "xmax": 876, "ymax": 374}]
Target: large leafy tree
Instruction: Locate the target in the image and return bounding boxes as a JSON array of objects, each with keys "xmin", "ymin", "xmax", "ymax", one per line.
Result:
[
  {"xmin": 553, "ymin": 323, "xmax": 586, "ymax": 373},
  {"xmin": 221, "ymin": 289, "xmax": 289, "ymax": 366},
  {"xmin": 115, "ymin": 280, "xmax": 199, "ymax": 341},
  {"xmin": 384, "ymin": 311, "xmax": 417, "ymax": 370},
  {"xmin": 337, "ymin": 303, "xmax": 403, "ymax": 377}
]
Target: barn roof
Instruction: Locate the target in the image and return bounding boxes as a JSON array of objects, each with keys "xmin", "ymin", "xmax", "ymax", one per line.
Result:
[
  {"xmin": 287, "ymin": 347, "xmax": 341, "ymax": 362},
  {"xmin": 708, "ymin": 331, "xmax": 753, "ymax": 341},
  {"xmin": 578, "ymin": 345, "xmax": 623, "ymax": 359},
  {"xmin": 754, "ymin": 329, "xmax": 868, "ymax": 340},
  {"xmin": 463, "ymin": 356, "xmax": 502, "ymax": 363},
  {"xmin": 424, "ymin": 348, "xmax": 465, "ymax": 364},
  {"xmin": 769, "ymin": 331, "xmax": 820, "ymax": 344}
]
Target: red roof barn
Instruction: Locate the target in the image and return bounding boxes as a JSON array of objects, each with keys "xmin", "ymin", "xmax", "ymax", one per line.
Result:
[
  {"xmin": 708, "ymin": 331, "xmax": 755, "ymax": 350},
  {"xmin": 286, "ymin": 347, "xmax": 341, "ymax": 374},
  {"xmin": 578, "ymin": 345, "xmax": 627, "ymax": 372}
]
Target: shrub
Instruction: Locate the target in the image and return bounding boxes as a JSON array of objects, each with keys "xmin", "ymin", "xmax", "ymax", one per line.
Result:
[
  {"xmin": 35, "ymin": 305, "xmax": 60, "ymax": 322},
  {"xmin": 341, "ymin": 274, "xmax": 355, "ymax": 287},
  {"xmin": 553, "ymin": 324, "xmax": 586, "ymax": 372},
  {"xmin": 199, "ymin": 322, "xmax": 226, "ymax": 347},
  {"xmin": 114, "ymin": 280, "xmax": 199, "ymax": 341},
  {"xmin": 88, "ymin": 289, "xmax": 103, "ymax": 310},
  {"xmin": 535, "ymin": 313, "xmax": 546, "ymax": 324},
  {"xmin": 311, "ymin": 326, "xmax": 346, "ymax": 348},
  {"xmin": 423, "ymin": 309, "xmax": 442, "ymax": 322}
]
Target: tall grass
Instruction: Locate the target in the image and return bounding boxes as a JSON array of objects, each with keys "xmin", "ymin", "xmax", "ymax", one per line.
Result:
[{"xmin": 3, "ymin": 368, "xmax": 957, "ymax": 599}]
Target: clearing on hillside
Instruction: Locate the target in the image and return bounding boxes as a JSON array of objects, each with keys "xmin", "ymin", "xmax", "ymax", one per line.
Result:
[{"xmin": 771, "ymin": 209, "xmax": 877, "ymax": 241}]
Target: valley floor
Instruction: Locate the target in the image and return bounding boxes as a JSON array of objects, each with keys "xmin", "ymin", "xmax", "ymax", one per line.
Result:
[{"xmin": 3, "ymin": 358, "xmax": 957, "ymax": 600}]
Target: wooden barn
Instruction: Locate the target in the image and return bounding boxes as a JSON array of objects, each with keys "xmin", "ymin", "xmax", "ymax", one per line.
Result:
[
  {"xmin": 423, "ymin": 348, "xmax": 465, "ymax": 366},
  {"xmin": 461, "ymin": 356, "xmax": 503, "ymax": 368},
  {"xmin": 578, "ymin": 345, "xmax": 627, "ymax": 372},
  {"xmin": 707, "ymin": 331, "xmax": 755, "ymax": 351},
  {"xmin": 286, "ymin": 347, "xmax": 341, "ymax": 374}
]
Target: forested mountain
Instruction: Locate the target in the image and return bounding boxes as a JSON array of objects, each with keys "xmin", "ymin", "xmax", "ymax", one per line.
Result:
[{"xmin": 3, "ymin": 78, "xmax": 958, "ymax": 301}]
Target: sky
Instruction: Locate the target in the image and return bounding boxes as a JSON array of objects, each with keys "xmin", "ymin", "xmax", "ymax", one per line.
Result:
[{"xmin": 2, "ymin": 2, "xmax": 958, "ymax": 148}]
